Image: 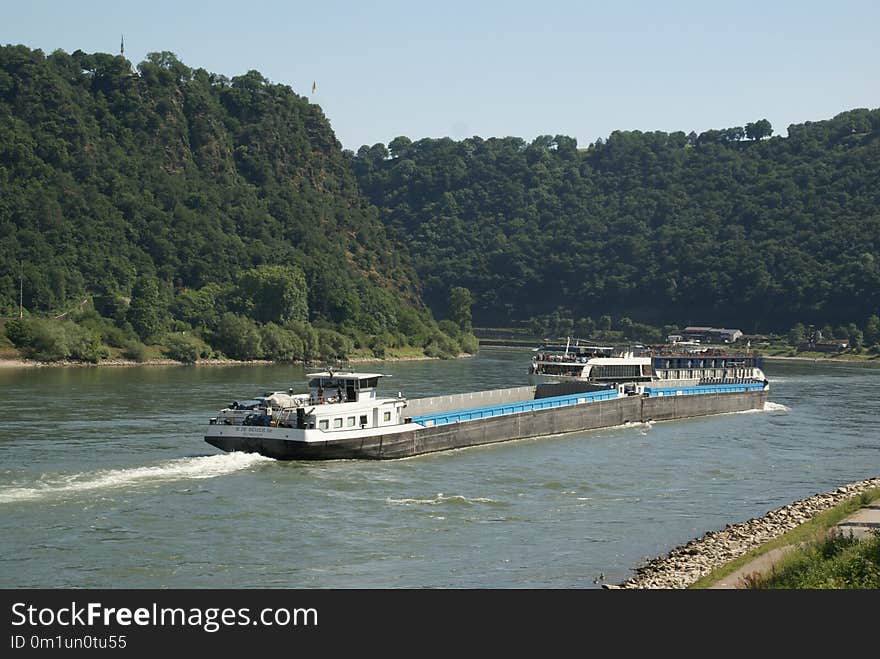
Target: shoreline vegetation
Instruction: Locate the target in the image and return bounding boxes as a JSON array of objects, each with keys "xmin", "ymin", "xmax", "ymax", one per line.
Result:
[
  {"xmin": 610, "ymin": 477, "xmax": 880, "ymax": 589},
  {"xmin": 0, "ymin": 352, "xmax": 470, "ymax": 369},
  {"xmin": 3, "ymin": 336, "xmax": 880, "ymax": 368},
  {"xmin": 4, "ymin": 351, "xmax": 877, "ymax": 369}
]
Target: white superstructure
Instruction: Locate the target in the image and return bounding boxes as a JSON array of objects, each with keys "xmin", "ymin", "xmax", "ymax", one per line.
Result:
[{"xmin": 207, "ymin": 371, "xmax": 417, "ymax": 444}]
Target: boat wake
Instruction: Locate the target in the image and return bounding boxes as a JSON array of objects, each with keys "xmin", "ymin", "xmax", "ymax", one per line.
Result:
[
  {"xmin": 730, "ymin": 401, "xmax": 791, "ymax": 415},
  {"xmin": 386, "ymin": 493, "xmax": 499, "ymax": 506},
  {"xmin": 0, "ymin": 453, "xmax": 275, "ymax": 504},
  {"xmin": 618, "ymin": 420, "xmax": 656, "ymax": 435}
]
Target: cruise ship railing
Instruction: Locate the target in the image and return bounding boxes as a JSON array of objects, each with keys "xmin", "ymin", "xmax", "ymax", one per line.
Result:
[{"xmin": 643, "ymin": 382, "xmax": 766, "ymax": 397}]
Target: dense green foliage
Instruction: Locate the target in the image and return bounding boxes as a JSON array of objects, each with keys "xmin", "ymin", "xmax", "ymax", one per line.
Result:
[
  {"xmin": 0, "ymin": 45, "xmax": 474, "ymax": 361},
  {"xmin": 4, "ymin": 316, "xmax": 107, "ymax": 362},
  {"xmin": 5, "ymin": 43, "xmax": 876, "ymax": 363},
  {"xmin": 353, "ymin": 111, "xmax": 880, "ymax": 332}
]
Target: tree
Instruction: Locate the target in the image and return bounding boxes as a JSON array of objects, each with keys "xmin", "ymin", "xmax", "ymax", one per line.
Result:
[
  {"xmin": 448, "ymin": 286, "xmax": 473, "ymax": 333},
  {"xmin": 787, "ymin": 323, "xmax": 806, "ymax": 346},
  {"xmin": 865, "ymin": 314, "xmax": 880, "ymax": 346},
  {"xmin": 847, "ymin": 323, "xmax": 864, "ymax": 350},
  {"xmin": 259, "ymin": 323, "xmax": 303, "ymax": 361},
  {"xmin": 163, "ymin": 332, "xmax": 203, "ymax": 363},
  {"xmin": 213, "ymin": 313, "xmax": 263, "ymax": 360},
  {"xmin": 172, "ymin": 284, "xmax": 226, "ymax": 330},
  {"xmin": 235, "ymin": 265, "xmax": 308, "ymax": 325},
  {"xmin": 388, "ymin": 136, "xmax": 412, "ymax": 159},
  {"xmin": 127, "ymin": 276, "xmax": 169, "ymax": 341},
  {"xmin": 745, "ymin": 119, "xmax": 773, "ymax": 141}
]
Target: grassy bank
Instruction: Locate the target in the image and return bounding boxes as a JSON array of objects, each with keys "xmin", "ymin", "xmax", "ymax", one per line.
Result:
[
  {"xmin": 742, "ymin": 528, "xmax": 880, "ymax": 588},
  {"xmin": 691, "ymin": 488, "xmax": 880, "ymax": 589}
]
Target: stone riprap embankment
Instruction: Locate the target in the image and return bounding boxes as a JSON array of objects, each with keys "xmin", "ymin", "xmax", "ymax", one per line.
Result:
[{"xmin": 609, "ymin": 477, "xmax": 880, "ymax": 589}]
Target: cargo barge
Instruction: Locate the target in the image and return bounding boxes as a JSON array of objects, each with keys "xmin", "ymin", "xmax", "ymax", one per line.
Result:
[{"xmin": 204, "ymin": 362, "xmax": 769, "ymax": 460}]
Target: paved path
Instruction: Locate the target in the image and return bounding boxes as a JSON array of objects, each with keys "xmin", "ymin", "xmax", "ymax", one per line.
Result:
[
  {"xmin": 834, "ymin": 503, "xmax": 880, "ymax": 539},
  {"xmin": 708, "ymin": 501, "xmax": 880, "ymax": 589}
]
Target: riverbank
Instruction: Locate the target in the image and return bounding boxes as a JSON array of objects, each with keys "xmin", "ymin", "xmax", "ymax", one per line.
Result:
[
  {"xmin": 606, "ymin": 476, "xmax": 880, "ymax": 589},
  {"xmin": 0, "ymin": 356, "xmax": 276, "ymax": 368},
  {"xmin": 762, "ymin": 354, "xmax": 880, "ymax": 364},
  {"xmin": 475, "ymin": 336, "xmax": 880, "ymax": 365},
  {"xmin": 0, "ymin": 353, "xmax": 468, "ymax": 369}
]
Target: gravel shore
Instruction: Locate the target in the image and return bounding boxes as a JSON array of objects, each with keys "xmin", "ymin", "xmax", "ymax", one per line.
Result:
[{"xmin": 608, "ymin": 476, "xmax": 880, "ymax": 589}]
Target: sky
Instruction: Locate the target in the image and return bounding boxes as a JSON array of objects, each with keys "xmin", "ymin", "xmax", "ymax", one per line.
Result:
[{"xmin": 4, "ymin": 0, "xmax": 879, "ymax": 152}]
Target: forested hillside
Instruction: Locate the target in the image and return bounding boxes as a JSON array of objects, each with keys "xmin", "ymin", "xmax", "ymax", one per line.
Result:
[
  {"xmin": 3, "ymin": 44, "xmax": 877, "ymax": 363},
  {"xmin": 0, "ymin": 46, "xmax": 474, "ymax": 362},
  {"xmin": 353, "ymin": 111, "xmax": 880, "ymax": 334}
]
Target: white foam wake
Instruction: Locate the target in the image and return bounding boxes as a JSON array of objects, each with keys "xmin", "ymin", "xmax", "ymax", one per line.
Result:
[
  {"xmin": 386, "ymin": 493, "xmax": 497, "ymax": 506},
  {"xmin": 732, "ymin": 400, "xmax": 790, "ymax": 415},
  {"xmin": 0, "ymin": 453, "xmax": 274, "ymax": 504}
]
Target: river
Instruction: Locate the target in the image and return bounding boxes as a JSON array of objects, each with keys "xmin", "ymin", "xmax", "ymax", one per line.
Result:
[{"xmin": 0, "ymin": 348, "xmax": 877, "ymax": 588}]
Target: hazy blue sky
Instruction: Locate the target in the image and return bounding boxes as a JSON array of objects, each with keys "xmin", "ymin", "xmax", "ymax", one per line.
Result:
[{"xmin": 4, "ymin": 0, "xmax": 878, "ymax": 151}]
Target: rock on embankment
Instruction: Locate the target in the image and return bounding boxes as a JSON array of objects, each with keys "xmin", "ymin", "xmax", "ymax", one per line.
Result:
[{"xmin": 608, "ymin": 477, "xmax": 880, "ymax": 589}]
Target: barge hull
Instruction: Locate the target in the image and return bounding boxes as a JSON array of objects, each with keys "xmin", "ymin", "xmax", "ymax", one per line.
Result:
[{"xmin": 205, "ymin": 390, "xmax": 767, "ymax": 460}]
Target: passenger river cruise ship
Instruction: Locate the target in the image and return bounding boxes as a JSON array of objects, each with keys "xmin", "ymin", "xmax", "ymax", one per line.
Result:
[{"xmin": 528, "ymin": 338, "xmax": 766, "ymax": 388}]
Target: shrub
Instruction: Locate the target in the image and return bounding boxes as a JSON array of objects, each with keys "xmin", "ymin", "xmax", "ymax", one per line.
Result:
[
  {"xmin": 163, "ymin": 332, "xmax": 203, "ymax": 363},
  {"xmin": 286, "ymin": 321, "xmax": 320, "ymax": 363},
  {"xmin": 317, "ymin": 328, "xmax": 354, "ymax": 361},
  {"xmin": 259, "ymin": 323, "xmax": 303, "ymax": 362},
  {"xmin": 121, "ymin": 340, "xmax": 148, "ymax": 362},
  {"xmin": 76, "ymin": 309, "xmax": 134, "ymax": 348},
  {"xmin": 424, "ymin": 331, "xmax": 460, "ymax": 359},
  {"xmin": 458, "ymin": 332, "xmax": 479, "ymax": 355},
  {"xmin": 438, "ymin": 319, "xmax": 461, "ymax": 339},
  {"xmin": 210, "ymin": 313, "xmax": 263, "ymax": 360},
  {"xmin": 369, "ymin": 331, "xmax": 396, "ymax": 358},
  {"xmin": 66, "ymin": 324, "xmax": 108, "ymax": 362},
  {"xmin": 5, "ymin": 317, "xmax": 107, "ymax": 362},
  {"xmin": 4, "ymin": 318, "xmax": 33, "ymax": 348}
]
